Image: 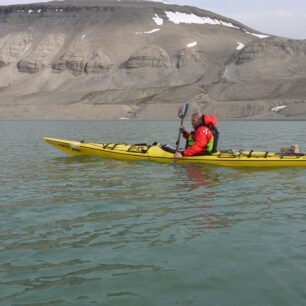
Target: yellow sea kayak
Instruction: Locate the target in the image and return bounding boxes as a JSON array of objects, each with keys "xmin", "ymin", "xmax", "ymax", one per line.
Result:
[{"xmin": 43, "ymin": 137, "xmax": 306, "ymax": 168}]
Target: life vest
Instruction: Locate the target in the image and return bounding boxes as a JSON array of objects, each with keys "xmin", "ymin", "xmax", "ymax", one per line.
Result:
[
  {"xmin": 186, "ymin": 114, "xmax": 219, "ymax": 153},
  {"xmin": 186, "ymin": 132, "xmax": 195, "ymax": 148},
  {"xmin": 186, "ymin": 131, "xmax": 215, "ymax": 152}
]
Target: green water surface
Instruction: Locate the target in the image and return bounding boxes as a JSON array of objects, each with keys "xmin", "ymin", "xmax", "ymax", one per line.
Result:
[{"xmin": 0, "ymin": 120, "xmax": 306, "ymax": 306}]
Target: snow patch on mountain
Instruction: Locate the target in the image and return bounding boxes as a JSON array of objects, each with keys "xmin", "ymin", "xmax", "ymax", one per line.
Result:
[
  {"xmin": 153, "ymin": 14, "xmax": 164, "ymax": 26},
  {"xmin": 244, "ymin": 30, "xmax": 270, "ymax": 39},
  {"xmin": 144, "ymin": 28, "xmax": 160, "ymax": 34},
  {"xmin": 136, "ymin": 28, "xmax": 161, "ymax": 34},
  {"xmin": 236, "ymin": 42, "xmax": 245, "ymax": 50},
  {"xmin": 271, "ymin": 105, "xmax": 287, "ymax": 112},
  {"xmin": 187, "ymin": 41, "xmax": 197, "ymax": 48},
  {"xmin": 165, "ymin": 11, "xmax": 239, "ymax": 29}
]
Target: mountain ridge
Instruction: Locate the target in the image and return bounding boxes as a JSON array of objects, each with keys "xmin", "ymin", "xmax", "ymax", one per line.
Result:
[{"xmin": 0, "ymin": 0, "xmax": 305, "ymax": 119}]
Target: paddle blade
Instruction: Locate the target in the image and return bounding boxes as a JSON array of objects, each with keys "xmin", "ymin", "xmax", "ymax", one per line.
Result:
[{"xmin": 178, "ymin": 102, "xmax": 189, "ymax": 119}]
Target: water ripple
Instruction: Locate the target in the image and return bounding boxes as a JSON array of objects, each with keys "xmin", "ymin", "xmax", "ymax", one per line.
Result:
[{"xmin": 1, "ymin": 121, "xmax": 306, "ymax": 306}]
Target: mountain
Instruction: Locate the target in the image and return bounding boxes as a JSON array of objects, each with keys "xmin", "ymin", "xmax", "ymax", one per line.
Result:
[{"xmin": 0, "ymin": 0, "xmax": 305, "ymax": 119}]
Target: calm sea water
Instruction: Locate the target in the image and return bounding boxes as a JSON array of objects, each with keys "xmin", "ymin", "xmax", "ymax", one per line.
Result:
[{"xmin": 1, "ymin": 120, "xmax": 306, "ymax": 306}]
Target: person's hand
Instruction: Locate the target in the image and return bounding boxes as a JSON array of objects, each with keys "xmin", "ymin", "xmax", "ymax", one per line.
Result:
[
  {"xmin": 174, "ymin": 152, "xmax": 183, "ymax": 159},
  {"xmin": 179, "ymin": 124, "xmax": 186, "ymax": 133}
]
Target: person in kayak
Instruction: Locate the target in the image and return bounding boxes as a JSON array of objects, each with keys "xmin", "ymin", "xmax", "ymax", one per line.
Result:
[{"xmin": 174, "ymin": 113, "xmax": 218, "ymax": 158}]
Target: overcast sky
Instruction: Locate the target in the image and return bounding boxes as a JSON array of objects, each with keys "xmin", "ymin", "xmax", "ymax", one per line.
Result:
[{"xmin": 0, "ymin": 0, "xmax": 305, "ymax": 39}]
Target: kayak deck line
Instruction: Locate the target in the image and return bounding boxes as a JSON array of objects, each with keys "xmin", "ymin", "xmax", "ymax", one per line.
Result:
[
  {"xmin": 43, "ymin": 137, "xmax": 306, "ymax": 167},
  {"xmin": 45, "ymin": 137, "xmax": 306, "ymax": 161}
]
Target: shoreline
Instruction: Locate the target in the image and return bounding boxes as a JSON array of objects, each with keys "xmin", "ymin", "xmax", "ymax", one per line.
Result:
[{"xmin": 1, "ymin": 118, "xmax": 306, "ymax": 122}]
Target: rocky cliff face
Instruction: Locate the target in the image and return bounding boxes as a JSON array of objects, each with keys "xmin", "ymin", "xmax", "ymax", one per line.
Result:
[
  {"xmin": 225, "ymin": 38, "xmax": 306, "ymax": 81},
  {"xmin": 126, "ymin": 46, "xmax": 170, "ymax": 69},
  {"xmin": 17, "ymin": 34, "xmax": 65, "ymax": 73},
  {"xmin": 0, "ymin": 0, "xmax": 305, "ymax": 119},
  {"xmin": 210, "ymin": 37, "xmax": 306, "ymax": 116},
  {"xmin": 52, "ymin": 47, "xmax": 113, "ymax": 75}
]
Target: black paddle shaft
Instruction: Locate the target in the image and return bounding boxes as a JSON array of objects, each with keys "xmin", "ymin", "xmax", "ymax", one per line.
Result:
[
  {"xmin": 176, "ymin": 118, "xmax": 184, "ymax": 151},
  {"xmin": 175, "ymin": 103, "xmax": 189, "ymax": 152}
]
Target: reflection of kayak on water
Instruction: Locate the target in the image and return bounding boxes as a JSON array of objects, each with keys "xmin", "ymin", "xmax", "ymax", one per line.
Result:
[{"xmin": 43, "ymin": 138, "xmax": 306, "ymax": 168}]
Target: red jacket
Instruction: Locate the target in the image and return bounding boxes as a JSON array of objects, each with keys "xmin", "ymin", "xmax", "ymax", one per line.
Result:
[{"xmin": 182, "ymin": 114, "xmax": 217, "ymax": 157}]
